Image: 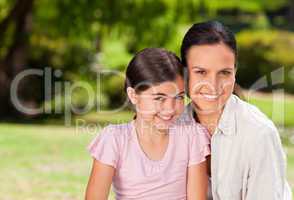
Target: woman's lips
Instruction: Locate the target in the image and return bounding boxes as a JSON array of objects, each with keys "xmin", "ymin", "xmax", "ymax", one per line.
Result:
[{"xmin": 199, "ymin": 93, "xmax": 221, "ymax": 101}]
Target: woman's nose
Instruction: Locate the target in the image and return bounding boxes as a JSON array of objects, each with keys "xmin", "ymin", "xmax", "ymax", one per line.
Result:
[{"xmin": 205, "ymin": 74, "xmax": 219, "ymax": 93}]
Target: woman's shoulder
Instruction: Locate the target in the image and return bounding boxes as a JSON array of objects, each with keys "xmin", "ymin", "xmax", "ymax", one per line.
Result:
[{"xmin": 233, "ymin": 95, "xmax": 278, "ymax": 137}]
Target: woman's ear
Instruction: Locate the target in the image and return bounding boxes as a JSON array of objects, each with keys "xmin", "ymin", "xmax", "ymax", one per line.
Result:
[{"xmin": 126, "ymin": 87, "xmax": 138, "ymax": 105}]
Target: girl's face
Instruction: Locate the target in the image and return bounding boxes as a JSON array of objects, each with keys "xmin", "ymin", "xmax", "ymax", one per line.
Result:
[
  {"xmin": 127, "ymin": 75, "xmax": 185, "ymax": 130},
  {"xmin": 186, "ymin": 43, "xmax": 236, "ymax": 114}
]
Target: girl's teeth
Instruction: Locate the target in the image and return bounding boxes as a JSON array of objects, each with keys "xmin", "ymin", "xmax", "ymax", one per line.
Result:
[{"xmin": 160, "ymin": 116, "xmax": 172, "ymax": 120}]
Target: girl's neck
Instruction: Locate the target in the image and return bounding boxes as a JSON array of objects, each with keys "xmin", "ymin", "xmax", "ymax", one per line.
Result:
[{"xmin": 134, "ymin": 117, "xmax": 168, "ymax": 143}]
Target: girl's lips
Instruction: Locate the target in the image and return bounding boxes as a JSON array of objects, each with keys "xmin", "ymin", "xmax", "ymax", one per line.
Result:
[
  {"xmin": 157, "ymin": 115, "xmax": 173, "ymax": 121},
  {"xmin": 156, "ymin": 114, "xmax": 175, "ymax": 123}
]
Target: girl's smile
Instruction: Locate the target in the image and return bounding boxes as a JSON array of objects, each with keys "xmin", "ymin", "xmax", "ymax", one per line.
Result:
[{"xmin": 127, "ymin": 75, "xmax": 185, "ymax": 131}]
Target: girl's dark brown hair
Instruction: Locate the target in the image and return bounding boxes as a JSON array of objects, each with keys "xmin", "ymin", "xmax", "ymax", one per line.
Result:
[{"xmin": 124, "ymin": 48, "xmax": 184, "ymax": 93}]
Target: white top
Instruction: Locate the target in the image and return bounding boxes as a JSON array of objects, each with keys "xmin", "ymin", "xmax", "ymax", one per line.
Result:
[{"xmin": 177, "ymin": 94, "xmax": 292, "ymax": 200}]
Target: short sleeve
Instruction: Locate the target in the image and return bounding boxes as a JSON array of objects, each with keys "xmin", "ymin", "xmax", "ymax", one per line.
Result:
[
  {"xmin": 188, "ymin": 124, "xmax": 211, "ymax": 167},
  {"xmin": 87, "ymin": 125, "xmax": 119, "ymax": 168}
]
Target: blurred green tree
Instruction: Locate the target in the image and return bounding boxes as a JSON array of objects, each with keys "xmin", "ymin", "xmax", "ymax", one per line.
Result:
[{"xmin": 0, "ymin": 0, "xmax": 293, "ymax": 120}]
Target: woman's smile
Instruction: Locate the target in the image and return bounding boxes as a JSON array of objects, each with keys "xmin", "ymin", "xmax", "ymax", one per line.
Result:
[{"xmin": 198, "ymin": 92, "xmax": 222, "ymax": 101}]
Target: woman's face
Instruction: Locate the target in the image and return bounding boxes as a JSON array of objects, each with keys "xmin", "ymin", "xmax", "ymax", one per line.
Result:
[
  {"xmin": 128, "ymin": 75, "xmax": 185, "ymax": 130},
  {"xmin": 186, "ymin": 43, "xmax": 236, "ymax": 114}
]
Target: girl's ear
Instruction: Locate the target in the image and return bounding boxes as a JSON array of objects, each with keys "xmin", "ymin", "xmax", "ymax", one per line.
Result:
[{"xmin": 126, "ymin": 87, "xmax": 138, "ymax": 105}]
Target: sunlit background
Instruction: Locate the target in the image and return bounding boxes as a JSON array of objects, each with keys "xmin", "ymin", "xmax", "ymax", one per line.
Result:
[{"xmin": 0, "ymin": 0, "xmax": 294, "ymax": 199}]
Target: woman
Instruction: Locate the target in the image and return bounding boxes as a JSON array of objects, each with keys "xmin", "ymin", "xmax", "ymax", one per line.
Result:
[
  {"xmin": 85, "ymin": 48, "xmax": 210, "ymax": 200},
  {"xmin": 179, "ymin": 21, "xmax": 292, "ymax": 199}
]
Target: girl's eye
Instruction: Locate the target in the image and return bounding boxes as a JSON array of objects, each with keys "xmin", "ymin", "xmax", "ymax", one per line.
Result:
[
  {"xmin": 154, "ymin": 96, "xmax": 165, "ymax": 101},
  {"xmin": 194, "ymin": 70, "xmax": 206, "ymax": 75},
  {"xmin": 175, "ymin": 95, "xmax": 184, "ymax": 100}
]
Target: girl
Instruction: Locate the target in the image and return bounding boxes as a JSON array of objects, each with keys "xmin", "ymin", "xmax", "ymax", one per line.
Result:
[
  {"xmin": 179, "ymin": 21, "xmax": 291, "ymax": 199},
  {"xmin": 85, "ymin": 48, "xmax": 211, "ymax": 200}
]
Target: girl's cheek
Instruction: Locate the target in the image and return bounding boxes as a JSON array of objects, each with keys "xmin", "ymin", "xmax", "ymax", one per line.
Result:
[{"xmin": 136, "ymin": 101, "xmax": 158, "ymax": 115}]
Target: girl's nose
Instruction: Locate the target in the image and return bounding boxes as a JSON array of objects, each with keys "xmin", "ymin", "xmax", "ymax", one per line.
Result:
[{"xmin": 161, "ymin": 98, "xmax": 176, "ymax": 115}]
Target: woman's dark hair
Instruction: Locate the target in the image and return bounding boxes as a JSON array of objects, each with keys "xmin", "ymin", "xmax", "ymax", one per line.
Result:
[
  {"xmin": 180, "ymin": 21, "xmax": 244, "ymax": 99},
  {"xmin": 125, "ymin": 48, "xmax": 183, "ymax": 93},
  {"xmin": 180, "ymin": 20, "xmax": 237, "ymax": 67}
]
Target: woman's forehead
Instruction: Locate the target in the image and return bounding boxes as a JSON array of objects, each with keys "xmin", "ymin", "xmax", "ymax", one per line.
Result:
[{"xmin": 186, "ymin": 44, "xmax": 235, "ymax": 66}]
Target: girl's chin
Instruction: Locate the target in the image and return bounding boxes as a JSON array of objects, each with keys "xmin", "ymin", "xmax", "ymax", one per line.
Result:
[
  {"xmin": 154, "ymin": 124, "xmax": 170, "ymax": 131},
  {"xmin": 154, "ymin": 120, "xmax": 174, "ymax": 130}
]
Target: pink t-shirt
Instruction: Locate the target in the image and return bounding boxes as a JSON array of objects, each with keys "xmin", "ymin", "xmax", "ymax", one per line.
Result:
[{"xmin": 88, "ymin": 121, "xmax": 210, "ymax": 200}]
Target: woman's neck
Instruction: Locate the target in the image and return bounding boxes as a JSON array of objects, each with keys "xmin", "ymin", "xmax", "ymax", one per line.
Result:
[{"xmin": 195, "ymin": 110, "xmax": 223, "ymax": 135}]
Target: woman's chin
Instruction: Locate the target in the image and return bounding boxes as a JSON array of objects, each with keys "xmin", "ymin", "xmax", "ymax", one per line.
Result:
[{"xmin": 194, "ymin": 103, "xmax": 224, "ymax": 115}]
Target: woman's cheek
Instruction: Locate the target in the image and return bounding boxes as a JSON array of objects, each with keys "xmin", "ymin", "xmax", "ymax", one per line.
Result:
[
  {"xmin": 223, "ymin": 79, "xmax": 235, "ymax": 96},
  {"xmin": 189, "ymin": 80, "xmax": 201, "ymax": 97}
]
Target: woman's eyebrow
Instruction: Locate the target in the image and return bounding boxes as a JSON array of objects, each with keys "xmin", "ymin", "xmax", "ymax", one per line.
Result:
[
  {"xmin": 220, "ymin": 67, "xmax": 234, "ymax": 71},
  {"xmin": 192, "ymin": 66, "xmax": 205, "ymax": 70},
  {"xmin": 192, "ymin": 66, "xmax": 234, "ymax": 71}
]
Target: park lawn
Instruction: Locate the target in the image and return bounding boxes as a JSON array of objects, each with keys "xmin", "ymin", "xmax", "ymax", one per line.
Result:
[
  {"xmin": 246, "ymin": 93, "xmax": 294, "ymax": 127},
  {"xmin": 287, "ymin": 145, "xmax": 294, "ymax": 193},
  {"xmin": 1, "ymin": 93, "xmax": 294, "ymax": 199},
  {"xmin": 0, "ymin": 124, "xmax": 96, "ymax": 200},
  {"xmin": 0, "ymin": 123, "xmax": 293, "ymax": 199}
]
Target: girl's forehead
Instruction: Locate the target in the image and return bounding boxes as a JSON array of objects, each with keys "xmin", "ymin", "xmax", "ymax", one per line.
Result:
[{"xmin": 140, "ymin": 80, "xmax": 184, "ymax": 95}]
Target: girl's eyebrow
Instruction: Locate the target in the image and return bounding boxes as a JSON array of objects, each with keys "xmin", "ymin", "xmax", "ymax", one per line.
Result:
[
  {"xmin": 176, "ymin": 91, "xmax": 185, "ymax": 96},
  {"xmin": 151, "ymin": 92, "xmax": 167, "ymax": 96},
  {"xmin": 151, "ymin": 91, "xmax": 185, "ymax": 96}
]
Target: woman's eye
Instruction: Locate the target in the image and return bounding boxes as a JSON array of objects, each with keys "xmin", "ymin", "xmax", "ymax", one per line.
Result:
[
  {"xmin": 220, "ymin": 71, "xmax": 231, "ymax": 75},
  {"xmin": 194, "ymin": 70, "xmax": 206, "ymax": 75}
]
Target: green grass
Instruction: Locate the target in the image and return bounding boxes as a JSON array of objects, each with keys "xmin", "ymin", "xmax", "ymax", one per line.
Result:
[
  {"xmin": 287, "ymin": 146, "xmax": 294, "ymax": 193},
  {"xmin": 1, "ymin": 94, "xmax": 294, "ymax": 199},
  {"xmin": 246, "ymin": 93, "xmax": 294, "ymax": 126},
  {"xmin": 0, "ymin": 123, "xmax": 293, "ymax": 199},
  {"xmin": 0, "ymin": 124, "xmax": 95, "ymax": 200}
]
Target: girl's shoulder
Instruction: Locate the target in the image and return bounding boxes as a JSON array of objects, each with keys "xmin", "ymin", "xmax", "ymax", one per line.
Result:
[
  {"xmin": 98, "ymin": 121, "xmax": 133, "ymax": 141},
  {"xmin": 87, "ymin": 121, "xmax": 134, "ymax": 168}
]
